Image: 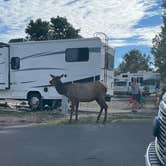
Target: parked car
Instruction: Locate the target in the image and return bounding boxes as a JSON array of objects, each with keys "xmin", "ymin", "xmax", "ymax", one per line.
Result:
[{"xmin": 145, "ymin": 93, "xmax": 166, "ymax": 166}]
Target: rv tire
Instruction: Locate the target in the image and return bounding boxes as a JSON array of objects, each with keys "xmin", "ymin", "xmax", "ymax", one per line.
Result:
[{"xmin": 28, "ymin": 93, "xmax": 42, "ymax": 111}]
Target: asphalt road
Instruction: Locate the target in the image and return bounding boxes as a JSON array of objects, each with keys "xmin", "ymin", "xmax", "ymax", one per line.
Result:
[{"xmin": 0, "ymin": 120, "xmax": 154, "ymax": 166}]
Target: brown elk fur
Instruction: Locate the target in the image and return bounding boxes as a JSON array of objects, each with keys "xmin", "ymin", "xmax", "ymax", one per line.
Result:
[{"xmin": 49, "ymin": 74, "xmax": 108, "ymax": 123}]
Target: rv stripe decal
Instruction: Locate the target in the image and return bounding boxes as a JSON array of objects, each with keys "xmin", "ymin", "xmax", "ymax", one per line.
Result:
[
  {"xmin": 34, "ymin": 51, "xmax": 65, "ymax": 58},
  {"xmin": 0, "ymin": 62, "xmax": 5, "ymax": 64},
  {"xmin": 32, "ymin": 75, "xmax": 100, "ymax": 88},
  {"xmin": 14, "ymin": 67, "xmax": 66, "ymax": 72},
  {"xmin": 21, "ymin": 47, "xmax": 100, "ymax": 61},
  {"xmin": 20, "ymin": 81, "xmax": 37, "ymax": 84},
  {"xmin": 21, "ymin": 51, "xmax": 64, "ymax": 60},
  {"xmin": 73, "ymin": 75, "xmax": 100, "ymax": 83},
  {"xmin": 21, "ymin": 51, "xmax": 49, "ymax": 60},
  {"xmin": 89, "ymin": 47, "xmax": 101, "ymax": 53}
]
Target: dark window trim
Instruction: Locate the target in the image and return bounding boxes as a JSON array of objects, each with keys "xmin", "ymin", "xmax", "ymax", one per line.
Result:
[{"xmin": 65, "ymin": 47, "xmax": 89, "ymax": 62}]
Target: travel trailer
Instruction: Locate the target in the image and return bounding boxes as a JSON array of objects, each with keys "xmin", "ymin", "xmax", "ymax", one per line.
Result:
[
  {"xmin": 114, "ymin": 71, "xmax": 160, "ymax": 95},
  {"xmin": 0, "ymin": 37, "xmax": 114, "ymax": 110}
]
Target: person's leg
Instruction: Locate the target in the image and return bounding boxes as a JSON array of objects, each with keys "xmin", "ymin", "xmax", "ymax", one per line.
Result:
[
  {"xmin": 137, "ymin": 94, "xmax": 141, "ymax": 109},
  {"xmin": 132, "ymin": 95, "xmax": 137, "ymax": 112}
]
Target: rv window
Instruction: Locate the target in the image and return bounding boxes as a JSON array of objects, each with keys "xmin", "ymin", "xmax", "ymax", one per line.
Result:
[
  {"xmin": 114, "ymin": 81, "xmax": 127, "ymax": 86},
  {"xmin": 11, "ymin": 57, "xmax": 20, "ymax": 70},
  {"xmin": 106, "ymin": 52, "xmax": 114, "ymax": 71},
  {"xmin": 143, "ymin": 79, "xmax": 156, "ymax": 86},
  {"xmin": 65, "ymin": 48, "xmax": 89, "ymax": 62},
  {"xmin": 137, "ymin": 77, "xmax": 143, "ymax": 84}
]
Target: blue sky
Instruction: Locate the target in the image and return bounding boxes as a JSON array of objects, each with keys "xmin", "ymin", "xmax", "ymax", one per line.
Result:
[
  {"xmin": 0, "ymin": 0, "xmax": 163, "ymax": 68},
  {"xmin": 114, "ymin": 0, "xmax": 163, "ymax": 68}
]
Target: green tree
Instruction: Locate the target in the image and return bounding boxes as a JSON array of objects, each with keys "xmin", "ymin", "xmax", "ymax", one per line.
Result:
[
  {"xmin": 117, "ymin": 49, "xmax": 151, "ymax": 73},
  {"xmin": 25, "ymin": 16, "xmax": 81, "ymax": 41},
  {"xmin": 49, "ymin": 16, "xmax": 80, "ymax": 39},
  {"xmin": 151, "ymin": 0, "xmax": 166, "ymax": 80},
  {"xmin": 25, "ymin": 19, "xmax": 49, "ymax": 41}
]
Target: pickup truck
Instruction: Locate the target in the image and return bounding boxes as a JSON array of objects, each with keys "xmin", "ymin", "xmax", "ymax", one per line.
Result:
[{"xmin": 145, "ymin": 93, "xmax": 166, "ymax": 166}]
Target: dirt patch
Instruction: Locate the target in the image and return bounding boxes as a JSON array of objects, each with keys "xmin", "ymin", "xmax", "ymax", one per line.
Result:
[
  {"xmin": 0, "ymin": 107, "xmax": 66, "ymax": 126},
  {"xmin": 79, "ymin": 96, "xmax": 158, "ymax": 113}
]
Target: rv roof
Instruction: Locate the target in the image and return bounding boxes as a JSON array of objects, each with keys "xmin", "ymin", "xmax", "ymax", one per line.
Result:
[
  {"xmin": 7, "ymin": 37, "xmax": 101, "ymax": 46},
  {"xmin": 0, "ymin": 42, "xmax": 9, "ymax": 47}
]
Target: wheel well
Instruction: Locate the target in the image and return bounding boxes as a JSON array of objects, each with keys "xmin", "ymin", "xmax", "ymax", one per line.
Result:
[{"xmin": 27, "ymin": 91, "xmax": 41, "ymax": 100}]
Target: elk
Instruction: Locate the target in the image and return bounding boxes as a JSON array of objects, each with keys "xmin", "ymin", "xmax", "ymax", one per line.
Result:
[{"xmin": 49, "ymin": 74, "xmax": 108, "ymax": 123}]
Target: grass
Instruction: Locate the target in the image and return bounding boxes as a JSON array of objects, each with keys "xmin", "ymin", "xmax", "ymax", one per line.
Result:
[
  {"xmin": 33, "ymin": 112, "xmax": 155, "ymax": 126},
  {"xmin": 0, "ymin": 97, "xmax": 157, "ymax": 127},
  {"xmin": 0, "ymin": 109, "xmax": 154, "ymax": 127},
  {"xmin": 0, "ymin": 107, "xmax": 66, "ymax": 126}
]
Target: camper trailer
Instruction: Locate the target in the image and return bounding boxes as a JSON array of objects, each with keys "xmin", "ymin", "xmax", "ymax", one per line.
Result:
[
  {"xmin": 114, "ymin": 71, "xmax": 160, "ymax": 95},
  {"xmin": 0, "ymin": 37, "xmax": 114, "ymax": 110}
]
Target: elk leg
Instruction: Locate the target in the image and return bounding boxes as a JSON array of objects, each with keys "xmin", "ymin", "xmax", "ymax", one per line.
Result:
[
  {"xmin": 69, "ymin": 103, "xmax": 74, "ymax": 123},
  {"xmin": 96, "ymin": 98, "xmax": 108, "ymax": 123},
  {"xmin": 103, "ymin": 103, "xmax": 108, "ymax": 124},
  {"xmin": 96, "ymin": 107, "xmax": 103, "ymax": 122},
  {"xmin": 75, "ymin": 102, "xmax": 79, "ymax": 121},
  {"xmin": 96, "ymin": 99, "xmax": 104, "ymax": 122}
]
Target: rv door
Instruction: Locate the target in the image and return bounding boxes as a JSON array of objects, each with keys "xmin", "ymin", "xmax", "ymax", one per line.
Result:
[{"xmin": 0, "ymin": 47, "xmax": 9, "ymax": 89}]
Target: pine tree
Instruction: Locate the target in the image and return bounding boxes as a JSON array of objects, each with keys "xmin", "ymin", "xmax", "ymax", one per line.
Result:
[
  {"xmin": 25, "ymin": 16, "xmax": 81, "ymax": 41},
  {"xmin": 151, "ymin": 0, "xmax": 166, "ymax": 80},
  {"xmin": 117, "ymin": 49, "xmax": 151, "ymax": 73},
  {"xmin": 25, "ymin": 19, "xmax": 49, "ymax": 41}
]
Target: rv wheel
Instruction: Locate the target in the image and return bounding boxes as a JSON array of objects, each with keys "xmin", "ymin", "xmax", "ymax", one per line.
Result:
[{"xmin": 28, "ymin": 93, "xmax": 42, "ymax": 111}]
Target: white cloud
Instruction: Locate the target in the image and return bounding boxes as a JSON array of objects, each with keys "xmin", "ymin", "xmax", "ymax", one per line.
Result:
[
  {"xmin": 135, "ymin": 25, "xmax": 161, "ymax": 45},
  {"xmin": 0, "ymin": 0, "xmax": 162, "ymax": 46},
  {"xmin": 108, "ymin": 25, "xmax": 161, "ymax": 47}
]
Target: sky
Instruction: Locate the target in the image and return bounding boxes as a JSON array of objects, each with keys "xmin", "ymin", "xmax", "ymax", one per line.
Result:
[{"xmin": 0, "ymin": 0, "xmax": 163, "ymax": 68}]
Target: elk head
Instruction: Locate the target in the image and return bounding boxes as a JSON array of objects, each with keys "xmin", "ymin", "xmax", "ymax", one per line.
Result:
[{"xmin": 49, "ymin": 74, "xmax": 67, "ymax": 86}]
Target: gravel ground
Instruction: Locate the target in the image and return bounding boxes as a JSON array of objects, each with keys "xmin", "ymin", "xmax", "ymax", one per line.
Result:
[{"xmin": 79, "ymin": 96, "xmax": 158, "ymax": 113}]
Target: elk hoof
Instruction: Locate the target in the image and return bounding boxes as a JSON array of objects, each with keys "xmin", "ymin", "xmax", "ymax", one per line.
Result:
[{"xmin": 102, "ymin": 120, "xmax": 106, "ymax": 124}]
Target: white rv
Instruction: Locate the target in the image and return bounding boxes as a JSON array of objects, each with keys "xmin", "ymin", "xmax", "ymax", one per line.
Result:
[
  {"xmin": 114, "ymin": 71, "xmax": 160, "ymax": 95},
  {"xmin": 0, "ymin": 37, "xmax": 114, "ymax": 110}
]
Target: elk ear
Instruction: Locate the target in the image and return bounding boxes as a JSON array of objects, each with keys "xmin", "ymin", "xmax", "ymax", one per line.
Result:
[
  {"xmin": 60, "ymin": 74, "xmax": 64, "ymax": 78},
  {"xmin": 50, "ymin": 74, "xmax": 56, "ymax": 78},
  {"xmin": 60, "ymin": 74, "xmax": 67, "ymax": 78}
]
